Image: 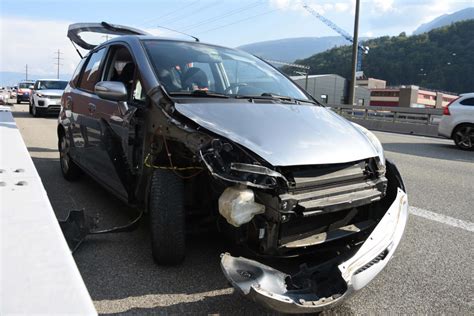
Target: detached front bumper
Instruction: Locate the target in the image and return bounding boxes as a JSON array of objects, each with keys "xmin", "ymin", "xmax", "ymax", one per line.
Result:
[{"xmin": 221, "ymin": 187, "xmax": 408, "ymax": 313}]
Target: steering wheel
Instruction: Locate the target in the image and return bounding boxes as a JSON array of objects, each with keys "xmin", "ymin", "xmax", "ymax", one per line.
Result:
[{"xmin": 223, "ymin": 83, "xmax": 248, "ymax": 94}]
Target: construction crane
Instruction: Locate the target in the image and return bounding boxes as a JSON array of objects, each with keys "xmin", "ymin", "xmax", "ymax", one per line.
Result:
[{"xmin": 302, "ymin": 2, "xmax": 369, "ymax": 77}]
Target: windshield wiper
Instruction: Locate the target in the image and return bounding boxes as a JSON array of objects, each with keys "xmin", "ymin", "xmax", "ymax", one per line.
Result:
[
  {"xmin": 235, "ymin": 93, "xmax": 317, "ymax": 104},
  {"xmin": 169, "ymin": 90, "xmax": 229, "ymax": 98}
]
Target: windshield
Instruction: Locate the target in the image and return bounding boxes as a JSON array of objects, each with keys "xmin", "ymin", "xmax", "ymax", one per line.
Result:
[
  {"xmin": 143, "ymin": 40, "xmax": 310, "ymax": 101},
  {"xmin": 37, "ymin": 80, "xmax": 68, "ymax": 90},
  {"xmin": 19, "ymin": 83, "xmax": 34, "ymax": 89}
]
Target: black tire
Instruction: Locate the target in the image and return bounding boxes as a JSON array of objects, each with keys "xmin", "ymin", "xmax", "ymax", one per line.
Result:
[
  {"xmin": 149, "ymin": 169, "xmax": 186, "ymax": 265},
  {"xmin": 29, "ymin": 102, "xmax": 32, "ymax": 115},
  {"xmin": 32, "ymin": 101, "xmax": 41, "ymax": 117},
  {"xmin": 16, "ymin": 98, "xmax": 20, "ymax": 104},
  {"xmin": 453, "ymin": 124, "xmax": 474, "ymax": 151},
  {"xmin": 58, "ymin": 131, "xmax": 82, "ymax": 181}
]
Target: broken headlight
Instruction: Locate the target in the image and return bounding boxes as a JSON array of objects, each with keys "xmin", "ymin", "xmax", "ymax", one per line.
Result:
[
  {"xmin": 352, "ymin": 123, "xmax": 385, "ymax": 169},
  {"xmin": 200, "ymin": 139, "xmax": 288, "ymax": 189}
]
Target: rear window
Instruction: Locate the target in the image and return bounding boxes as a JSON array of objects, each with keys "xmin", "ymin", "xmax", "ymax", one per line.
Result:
[
  {"xmin": 460, "ymin": 98, "xmax": 474, "ymax": 106},
  {"xmin": 78, "ymin": 48, "xmax": 106, "ymax": 92}
]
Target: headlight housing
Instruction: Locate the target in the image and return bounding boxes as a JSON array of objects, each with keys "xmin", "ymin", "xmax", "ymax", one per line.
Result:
[
  {"xmin": 351, "ymin": 123, "xmax": 385, "ymax": 168},
  {"xmin": 200, "ymin": 139, "xmax": 288, "ymax": 189}
]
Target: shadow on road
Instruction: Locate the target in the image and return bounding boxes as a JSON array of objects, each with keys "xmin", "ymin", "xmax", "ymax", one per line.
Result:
[
  {"xmin": 383, "ymin": 142, "xmax": 473, "ymax": 162},
  {"xmin": 11, "ymin": 109, "xmax": 58, "ymax": 119}
]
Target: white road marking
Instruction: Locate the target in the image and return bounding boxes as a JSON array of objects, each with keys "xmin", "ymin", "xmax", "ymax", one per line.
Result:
[{"xmin": 409, "ymin": 206, "xmax": 474, "ymax": 232}]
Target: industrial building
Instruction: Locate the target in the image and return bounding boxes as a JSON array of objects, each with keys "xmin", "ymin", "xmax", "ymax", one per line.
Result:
[
  {"xmin": 356, "ymin": 77, "xmax": 458, "ymax": 108},
  {"xmin": 291, "ymin": 74, "xmax": 370, "ymax": 105}
]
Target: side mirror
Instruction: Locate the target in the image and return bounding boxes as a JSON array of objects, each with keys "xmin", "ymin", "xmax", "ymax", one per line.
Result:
[
  {"xmin": 95, "ymin": 81, "xmax": 128, "ymax": 102},
  {"xmin": 29, "ymin": 85, "xmax": 34, "ymax": 89}
]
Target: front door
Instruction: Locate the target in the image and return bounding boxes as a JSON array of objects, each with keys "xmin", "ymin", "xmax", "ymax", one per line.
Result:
[{"xmin": 90, "ymin": 44, "xmax": 144, "ymax": 200}]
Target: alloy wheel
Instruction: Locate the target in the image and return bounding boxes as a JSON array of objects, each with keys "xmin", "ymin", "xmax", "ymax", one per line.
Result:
[
  {"xmin": 454, "ymin": 125, "xmax": 474, "ymax": 150},
  {"xmin": 59, "ymin": 135, "xmax": 70, "ymax": 173}
]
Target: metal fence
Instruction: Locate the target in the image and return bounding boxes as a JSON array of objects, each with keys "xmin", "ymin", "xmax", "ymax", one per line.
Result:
[{"xmin": 329, "ymin": 105, "xmax": 444, "ymax": 137}]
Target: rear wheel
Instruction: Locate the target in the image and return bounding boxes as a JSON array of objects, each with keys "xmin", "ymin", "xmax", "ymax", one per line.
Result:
[
  {"xmin": 149, "ymin": 169, "xmax": 186, "ymax": 265},
  {"xmin": 58, "ymin": 131, "xmax": 82, "ymax": 181},
  {"xmin": 453, "ymin": 124, "xmax": 474, "ymax": 151}
]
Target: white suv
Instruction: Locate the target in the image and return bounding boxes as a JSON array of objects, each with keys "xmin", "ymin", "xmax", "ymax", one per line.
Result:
[
  {"xmin": 438, "ymin": 92, "xmax": 474, "ymax": 150},
  {"xmin": 29, "ymin": 79, "xmax": 68, "ymax": 117}
]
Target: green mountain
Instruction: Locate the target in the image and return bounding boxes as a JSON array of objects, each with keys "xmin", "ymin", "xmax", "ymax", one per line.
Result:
[{"xmin": 289, "ymin": 20, "xmax": 474, "ymax": 94}]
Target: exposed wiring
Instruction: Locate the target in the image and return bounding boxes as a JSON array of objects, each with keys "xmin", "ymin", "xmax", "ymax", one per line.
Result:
[
  {"xmin": 90, "ymin": 209, "xmax": 143, "ymax": 234},
  {"xmin": 144, "ymin": 153, "xmax": 202, "ymax": 171},
  {"xmin": 144, "ymin": 135, "xmax": 203, "ymax": 179}
]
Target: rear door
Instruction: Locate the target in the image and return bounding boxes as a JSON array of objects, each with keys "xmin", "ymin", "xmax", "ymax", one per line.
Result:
[{"xmin": 68, "ymin": 47, "xmax": 108, "ymax": 177}]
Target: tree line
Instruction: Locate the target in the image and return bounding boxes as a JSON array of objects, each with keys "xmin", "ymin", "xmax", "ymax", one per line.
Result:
[{"xmin": 285, "ymin": 20, "xmax": 474, "ymax": 94}]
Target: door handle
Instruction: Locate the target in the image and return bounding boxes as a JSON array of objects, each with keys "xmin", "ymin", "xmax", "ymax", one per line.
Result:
[{"xmin": 88, "ymin": 103, "xmax": 96, "ymax": 114}]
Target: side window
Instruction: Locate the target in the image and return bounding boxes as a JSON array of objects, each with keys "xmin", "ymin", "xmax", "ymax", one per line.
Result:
[
  {"xmin": 71, "ymin": 58, "xmax": 87, "ymax": 87},
  {"xmin": 78, "ymin": 48, "xmax": 106, "ymax": 92},
  {"xmin": 103, "ymin": 45, "xmax": 136, "ymax": 98},
  {"xmin": 460, "ymin": 98, "xmax": 474, "ymax": 106}
]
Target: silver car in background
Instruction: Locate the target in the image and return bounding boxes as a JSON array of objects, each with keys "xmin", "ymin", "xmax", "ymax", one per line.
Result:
[
  {"xmin": 29, "ymin": 79, "xmax": 68, "ymax": 117},
  {"xmin": 438, "ymin": 92, "xmax": 474, "ymax": 150}
]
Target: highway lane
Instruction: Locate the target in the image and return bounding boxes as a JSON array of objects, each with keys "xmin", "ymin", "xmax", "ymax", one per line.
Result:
[{"xmin": 9, "ymin": 103, "xmax": 473, "ymax": 315}]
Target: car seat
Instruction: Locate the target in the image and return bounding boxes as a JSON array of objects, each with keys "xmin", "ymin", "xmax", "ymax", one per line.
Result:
[{"xmin": 182, "ymin": 67, "xmax": 209, "ymax": 90}]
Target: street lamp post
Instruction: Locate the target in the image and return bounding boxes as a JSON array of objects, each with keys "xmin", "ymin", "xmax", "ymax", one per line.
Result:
[{"xmin": 349, "ymin": 0, "xmax": 360, "ymax": 105}]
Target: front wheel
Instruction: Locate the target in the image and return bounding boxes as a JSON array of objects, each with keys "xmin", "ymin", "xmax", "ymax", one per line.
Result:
[
  {"xmin": 149, "ymin": 169, "xmax": 186, "ymax": 265},
  {"xmin": 58, "ymin": 131, "xmax": 82, "ymax": 181},
  {"xmin": 453, "ymin": 124, "xmax": 474, "ymax": 151},
  {"xmin": 32, "ymin": 101, "xmax": 40, "ymax": 117}
]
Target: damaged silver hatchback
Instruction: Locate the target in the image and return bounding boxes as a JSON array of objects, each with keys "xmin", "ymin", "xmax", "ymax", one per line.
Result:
[{"xmin": 59, "ymin": 22, "xmax": 408, "ymax": 313}]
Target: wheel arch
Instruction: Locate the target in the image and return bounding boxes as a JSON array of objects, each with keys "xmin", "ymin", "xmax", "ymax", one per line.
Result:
[{"xmin": 451, "ymin": 122, "xmax": 474, "ymax": 139}]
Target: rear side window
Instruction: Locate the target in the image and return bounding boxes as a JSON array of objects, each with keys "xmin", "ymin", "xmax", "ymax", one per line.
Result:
[
  {"xmin": 71, "ymin": 58, "xmax": 87, "ymax": 87},
  {"xmin": 460, "ymin": 98, "xmax": 474, "ymax": 106},
  {"xmin": 78, "ymin": 48, "xmax": 106, "ymax": 92}
]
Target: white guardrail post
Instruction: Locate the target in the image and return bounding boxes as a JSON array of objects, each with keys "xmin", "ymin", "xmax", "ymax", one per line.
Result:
[{"xmin": 0, "ymin": 106, "xmax": 97, "ymax": 315}]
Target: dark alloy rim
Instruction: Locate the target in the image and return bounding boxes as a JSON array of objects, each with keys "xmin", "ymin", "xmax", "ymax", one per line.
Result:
[{"xmin": 454, "ymin": 126, "xmax": 474, "ymax": 149}]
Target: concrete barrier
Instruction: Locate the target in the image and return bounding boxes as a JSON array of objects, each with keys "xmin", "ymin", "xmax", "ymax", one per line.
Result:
[
  {"xmin": 330, "ymin": 105, "xmax": 443, "ymax": 137},
  {"xmin": 0, "ymin": 106, "xmax": 97, "ymax": 315}
]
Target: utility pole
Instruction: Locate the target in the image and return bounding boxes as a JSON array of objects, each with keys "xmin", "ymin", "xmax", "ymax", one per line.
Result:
[
  {"xmin": 349, "ymin": 0, "xmax": 360, "ymax": 105},
  {"xmin": 25, "ymin": 64, "xmax": 28, "ymax": 80},
  {"xmin": 54, "ymin": 49, "xmax": 63, "ymax": 79}
]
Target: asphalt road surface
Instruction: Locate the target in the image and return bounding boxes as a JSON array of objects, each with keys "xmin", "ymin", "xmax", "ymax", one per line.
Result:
[{"xmin": 9, "ymin": 102, "xmax": 474, "ymax": 315}]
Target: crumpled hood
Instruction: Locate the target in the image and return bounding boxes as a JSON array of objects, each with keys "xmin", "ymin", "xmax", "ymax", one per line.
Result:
[
  {"xmin": 37, "ymin": 89, "xmax": 64, "ymax": 97},
  {"xmin": 175, "ymin": 101, "xmax": 378, "ymax": 166}
]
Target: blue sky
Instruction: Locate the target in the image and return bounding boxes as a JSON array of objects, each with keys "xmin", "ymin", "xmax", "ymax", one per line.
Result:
[{"xmin": 0, "ymin": 0, "xmax": 472, "ymax": 78}]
